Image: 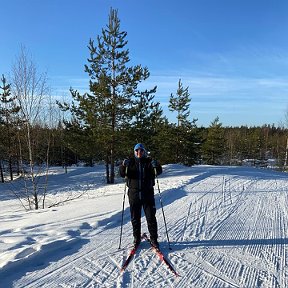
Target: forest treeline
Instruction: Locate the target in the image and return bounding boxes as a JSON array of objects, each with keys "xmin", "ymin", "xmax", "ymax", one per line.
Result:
[
  {"xmin": 1, "ymin": 8, "xmax": 287, "ymax": 209},
  {"xmin": 1, "ymin": 98, "xmax": 287, "ymax": 180}
]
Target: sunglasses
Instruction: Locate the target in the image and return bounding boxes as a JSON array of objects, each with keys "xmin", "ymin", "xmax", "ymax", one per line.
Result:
[{"xmin": 135, "ymin": 149, "xmax": 144, "ymax": 152}]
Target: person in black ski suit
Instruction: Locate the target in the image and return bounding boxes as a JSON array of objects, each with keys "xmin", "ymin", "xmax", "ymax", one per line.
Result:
[{"xmin": 119, "ymin": 143, "xmax": 162, "ymax": 248}]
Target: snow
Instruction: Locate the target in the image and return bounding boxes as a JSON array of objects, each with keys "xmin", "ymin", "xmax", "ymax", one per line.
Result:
[{"xmin": 1, "ymin": 164, "xmax": 288, "ymax": 287}]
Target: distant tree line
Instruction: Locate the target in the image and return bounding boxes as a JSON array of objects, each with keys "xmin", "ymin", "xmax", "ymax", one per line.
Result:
[{"xmin": 1, "ymin": 8, "xmax": 287, "ymax": 209}]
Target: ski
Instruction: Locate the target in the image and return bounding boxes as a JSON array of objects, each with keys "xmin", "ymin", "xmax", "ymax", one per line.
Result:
[
  {"xmin": 120, "ymin": 244, "xmax": 139, "ymax": 273},
  {"xmin": 120, "ymin": 239, "xmax": 142, "ymax": 273},
  {"xmin": 143, "ymin": 233, "xmax": 180, "ymax": 277}
]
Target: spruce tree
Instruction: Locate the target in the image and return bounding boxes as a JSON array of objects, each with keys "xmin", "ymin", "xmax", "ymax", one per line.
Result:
[
  {"xmin": 0, "ymin": 74, "xmax": 20, "ymax": 181},
  {"xmin": 132, "ymin": 88, "xmax": 165, "ymax": 149},
  {"xmin": 202, "ymin": 117, "xmax": 226, "ymax": 165}
]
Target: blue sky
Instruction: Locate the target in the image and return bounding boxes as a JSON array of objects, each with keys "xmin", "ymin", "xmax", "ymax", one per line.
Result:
[{"xmin": 1, "ymin": 0, "xmax": 288, "ymax": 127}]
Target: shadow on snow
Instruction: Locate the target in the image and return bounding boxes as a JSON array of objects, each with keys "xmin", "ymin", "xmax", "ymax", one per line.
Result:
[
  {"xmin": 0, "ymin": 236, "xmax": 89, "ymax": 287},
  {"xmin": 171, "ymin": 237, "xmax": 288, "ymax": 251}
]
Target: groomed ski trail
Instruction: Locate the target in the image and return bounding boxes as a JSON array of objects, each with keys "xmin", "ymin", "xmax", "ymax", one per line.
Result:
[{"xmin": 1, "ymin": 165, "xmax": 288, "ymax": 287}]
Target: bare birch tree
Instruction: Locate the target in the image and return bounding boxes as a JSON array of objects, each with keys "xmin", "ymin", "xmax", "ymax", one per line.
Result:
[{"xmin": 11, "ymin": 46, "xmax": 50, "ymax": 210}]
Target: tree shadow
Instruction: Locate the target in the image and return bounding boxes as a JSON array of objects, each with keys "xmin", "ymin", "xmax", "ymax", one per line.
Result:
[
  {"xmin": 170, "ymin": 237, "xmax": 288, "ymax": 251},
  {"xmin": 0, "ymin": 236, "xmax": 89, "ymax": 287},
  {"xmin": 0, "ymin": 166, "xmax": 107, "ymax": 201}
]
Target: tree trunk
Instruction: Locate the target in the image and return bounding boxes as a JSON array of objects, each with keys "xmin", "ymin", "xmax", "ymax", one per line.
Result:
[
  {"xmin": 284, "ymin": 137, "xmax": 288, "ymax": 168},
  {"xmin": 106, "ymin": 153, "xmax": 110, "ymax": 184},
  {"xmin": 110, "ymin": 151, "xmax": 115, "ymax": 184},
  {"xmin": 9, "ymin": 156, "xmax": 13, "ymax": 181},
  {"xmin": 110, "ymin": 136, "xmax": 115, "ymax": 184},
  {"xmin": 0, "ymin": 160, "xmax": 4, "ymax": 183}
]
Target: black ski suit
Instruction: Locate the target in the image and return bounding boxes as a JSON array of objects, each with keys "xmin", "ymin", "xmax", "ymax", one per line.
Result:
[{"xmin": 119, "ymin": 156, "xmax": 162, "ymax": 242}]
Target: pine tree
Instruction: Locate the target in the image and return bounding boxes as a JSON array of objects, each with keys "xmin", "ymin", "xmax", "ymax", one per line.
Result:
[
  {"xmin": 168, "ymin": 79, "xmax": 192, "ymax": 163},
  {"xmin": 60, "ymin": 8, "xmax": 154, "ymax": 183},
  {"xmin": 169, "ymin": 79, "xmax": 191, "ymax": 127}
]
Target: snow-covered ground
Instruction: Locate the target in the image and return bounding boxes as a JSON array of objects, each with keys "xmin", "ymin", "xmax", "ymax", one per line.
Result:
[{"xmin": 0, "ymin": 164, "xmax": 288, "ymax": 287}]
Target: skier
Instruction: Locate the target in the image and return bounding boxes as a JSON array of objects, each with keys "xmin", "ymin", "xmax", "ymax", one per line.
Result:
[{"xmin": 119, "ymin": 143, "xmax": 162, "ymax": 249}]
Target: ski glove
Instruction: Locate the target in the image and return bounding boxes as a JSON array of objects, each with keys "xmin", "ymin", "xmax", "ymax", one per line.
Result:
[
  {"xmin": 151, "ymin": 160, "xmax": 158, "ymax": 168},
  {"xmin": 123, "ymin": 159, "xmax": 130, "ymax": 167}
]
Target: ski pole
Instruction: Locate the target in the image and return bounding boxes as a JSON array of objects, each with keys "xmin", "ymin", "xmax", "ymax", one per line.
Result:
[
  {"xmin": 119, "ymin": 167, "xmax": 128, "ymax": 249},
  {"xmin": 154, "ymin": 168, "xmax": 171, "ymax": 250}
]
